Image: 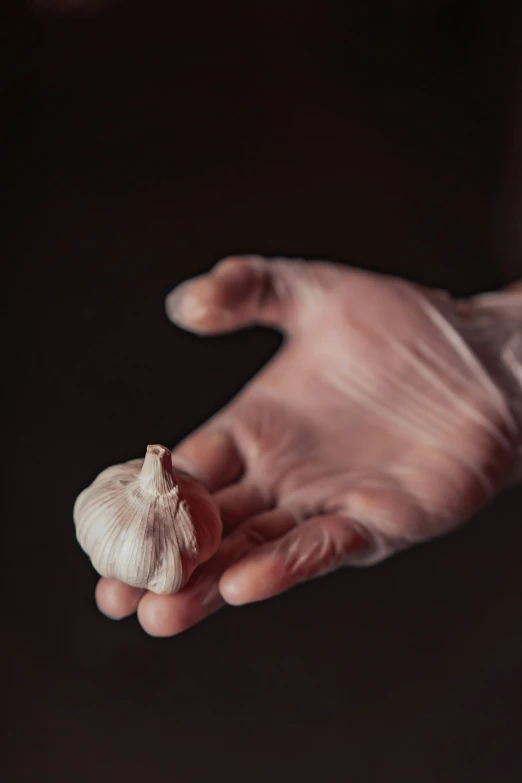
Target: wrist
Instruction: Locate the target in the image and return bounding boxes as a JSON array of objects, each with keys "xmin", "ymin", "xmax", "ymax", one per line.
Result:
[{"xmin": 457, "ymin": 285, "xmax": 522, "ymax": 483}]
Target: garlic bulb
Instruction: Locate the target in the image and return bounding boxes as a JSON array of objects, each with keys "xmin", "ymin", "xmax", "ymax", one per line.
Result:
[{"xmin": 73, "ymin": 445, "xmax": 222, "ymax": 594}]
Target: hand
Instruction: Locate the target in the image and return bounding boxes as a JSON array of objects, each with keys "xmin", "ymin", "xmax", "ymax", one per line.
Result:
[{"xmin": 96, "ymin": 256, "xmax": 522, "ymax": 635}]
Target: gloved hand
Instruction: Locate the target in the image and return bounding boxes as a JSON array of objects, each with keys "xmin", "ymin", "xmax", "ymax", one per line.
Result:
[{"xmin": 95, "ymin": 256, "xmax": 522, "ymax": 635}]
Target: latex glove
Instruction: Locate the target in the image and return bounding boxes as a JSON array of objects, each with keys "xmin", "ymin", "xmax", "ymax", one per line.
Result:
[{"xmin": 96, "ymin": 257, "xmax": 522, "ymax": 635}]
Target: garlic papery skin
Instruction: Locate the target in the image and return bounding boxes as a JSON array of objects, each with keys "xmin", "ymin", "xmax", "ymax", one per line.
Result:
[{"xmin": 73, "ymin": 445, "xmax": 222, "ymax": 594}]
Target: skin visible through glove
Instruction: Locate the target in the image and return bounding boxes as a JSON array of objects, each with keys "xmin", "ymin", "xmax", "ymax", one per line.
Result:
[{"xmin": 95, "ymin": 257, "xmax": 522, "ymax": 635}]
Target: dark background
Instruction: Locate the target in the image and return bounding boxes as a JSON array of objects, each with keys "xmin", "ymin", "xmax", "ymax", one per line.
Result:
[{"xmin": 4, "ymin": 1, "xmax": 522, "ymax": 781}]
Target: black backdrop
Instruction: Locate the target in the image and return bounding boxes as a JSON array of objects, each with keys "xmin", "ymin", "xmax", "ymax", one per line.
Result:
[{"xmin": 4, "ymin": 2, "xmax": 522, "ymax": 781}]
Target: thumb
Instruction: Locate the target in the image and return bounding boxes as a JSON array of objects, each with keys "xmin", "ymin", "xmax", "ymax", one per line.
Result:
[{"xmin": 165, "ymin": 255, "xmax": 345, "ymax": 336}]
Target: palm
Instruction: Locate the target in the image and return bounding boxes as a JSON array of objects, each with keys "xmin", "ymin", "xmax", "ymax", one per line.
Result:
[{"xmin": 96, "ymin": 257, "xmax": 519, "ymax": 635}]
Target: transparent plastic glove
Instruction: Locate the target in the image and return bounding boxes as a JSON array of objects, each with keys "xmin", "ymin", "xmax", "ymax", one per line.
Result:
[{"xmin": 96, "ymin": 257, "xmax": 522, "ymax": 636}]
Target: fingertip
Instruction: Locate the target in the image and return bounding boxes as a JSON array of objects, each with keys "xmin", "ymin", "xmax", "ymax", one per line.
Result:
[
  {"xmin": 165, "ymin": 283, "xmax": 203, "ymax": 325},
  {"xmin": 219, "ymin": 554, "xmax": 286, "ymax": 605},
  {"xmin": 165, "ymin": 285, "xmax": 214, "ymax": 329},
  {"xmin": 164, "ymin": 286, "xmax": 183, "ymax": 323},
  {"xmin": 218, "ymin": 574, "xmax": 246, "ymax": 606},
  {"xmin": 137, "ymin": 591, "xmax": 218, "ymax": 638},
  {"xmin": 172, "ymin": 428, "xmax": 243, "ymax": 494},
  {"xmin": 95, "ymin": 579, "xmax": 144, "ymax": 620},
  {"xmin": 164, "ymin": 257, "xmax": 267, "ymax": 334},
  {"xmin": 165, "ymin": 279, "xmax": 236, "ymax": 334},
  {"xmin": 137, "ymin": 594, "xmax": 187, "ymax": 637}
]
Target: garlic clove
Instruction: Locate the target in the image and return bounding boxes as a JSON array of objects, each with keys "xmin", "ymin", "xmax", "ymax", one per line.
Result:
[{"xmin": 73, "ymin": 445, "xmax": 222, "ymax": 594}]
